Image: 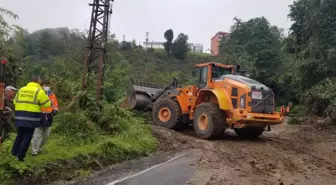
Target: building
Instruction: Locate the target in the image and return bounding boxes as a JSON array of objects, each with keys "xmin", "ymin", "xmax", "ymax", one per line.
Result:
[
  {"xmin": 142, "ymin": 41, "xmax": 165, "ymax": 49},
  {"xmin": 142, "ymin": 41, "xmax": 204, "ymax": 53},
  {"xmin": 189, "ymin": 43, "xmax": 203, "ymax": 53},
  {"xmin": 210, "ymin": 31, "xmax": 229, "ymax": 56}
]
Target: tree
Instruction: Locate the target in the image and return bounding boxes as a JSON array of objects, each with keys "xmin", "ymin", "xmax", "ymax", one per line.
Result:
[
  {"xmin": 164, "ymin": 29, "xmax": 174, "ymax": 56},
  {"xmin": 172, "ymin": 33, "xmax": 189, "ymax": 59},
  {"xmin": 0, "ymin": 7, "xmax": 19, "ymax": 55},
  {"xmin": 219, "ymin": 17, "xmax": 283, "ymax": 87},
  {"xmin": 131, "ymin": 39, "xmax": 137, "ymax": 48},
  {"xmin": 288, "ymin": 0, "xmax": 336, "ymax": 90},
  {"xmin": 119, "ymin": 41, "xmax": 132, "ymax": 51},
  {"xmin": 288, "ymin": 0, "xmax": 336, "ymax": 116},
  {"xmin": 0, "ymin": 7, "xmax": 22, "ymax": 87},
  {"xmin": 39, "ymin": 31, "xmax": 52, "ymax": 58}
]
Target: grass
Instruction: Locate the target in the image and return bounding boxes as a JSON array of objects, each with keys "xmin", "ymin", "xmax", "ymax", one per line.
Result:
[
  {"xmin": 288, "ymin": 105, "xmax": 306, "ymax": 117},
  {"xmin": 0, "ymin": 104, "xmax": 158, "ymax": 185}
]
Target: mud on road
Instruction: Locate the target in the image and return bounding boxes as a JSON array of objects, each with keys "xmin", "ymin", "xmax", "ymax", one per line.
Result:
[
  {"xmin": 68, "ymin": 121, "xmax": 336, "ymax": 185},
  {"xmin": 153, "ymin": 122, "xmax": 336, "ymax": 185}
]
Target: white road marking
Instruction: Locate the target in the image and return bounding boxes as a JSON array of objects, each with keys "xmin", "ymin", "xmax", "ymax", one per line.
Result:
[{"xmin": 106, "ymin": 153, "xmax": 187, "ymax": 185}]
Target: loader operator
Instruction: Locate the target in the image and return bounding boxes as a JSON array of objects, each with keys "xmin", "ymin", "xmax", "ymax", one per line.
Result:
[{"xmin": 11, "ymin": 76, "xmax": 51, "ymax": 162}]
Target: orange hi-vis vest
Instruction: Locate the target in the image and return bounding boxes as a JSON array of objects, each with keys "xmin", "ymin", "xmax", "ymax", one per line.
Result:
[
  {"xmin": 280, "ymin": 105, "xmax": 286, "ymax": 116},
  {"xmin": 41, "ymin": 92, "xmax": 58, "ymax": 113}
]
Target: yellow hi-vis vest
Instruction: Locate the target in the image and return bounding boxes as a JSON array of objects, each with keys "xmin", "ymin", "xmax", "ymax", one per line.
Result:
[{"xmin": 13, "ymin": 82, "xmax": 51, "ymax": 128}]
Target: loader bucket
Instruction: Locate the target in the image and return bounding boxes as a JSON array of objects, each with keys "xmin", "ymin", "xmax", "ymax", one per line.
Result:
[{"xmin": 120, "ymin": 79, "xmax": 162, "ymax": 111}]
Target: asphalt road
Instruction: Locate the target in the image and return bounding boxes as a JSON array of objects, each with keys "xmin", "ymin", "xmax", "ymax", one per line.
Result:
[
  {"xmin": 110, "ymin": 153, "xmax": 196, "ymax": 185},
  {"xmin": 64, "ymin": 150, "xmax": 198, "ymax": 185}
]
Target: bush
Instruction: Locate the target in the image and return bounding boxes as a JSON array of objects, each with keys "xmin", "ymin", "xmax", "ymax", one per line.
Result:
[
  {"xmin": 53, "ymin": 112, "xmax": 99, "ymax": 143},
  {"xmin": 0, "ymin": 103, "xmax": 158, "ymax": 184},
  {"xmin": 96, "ymin": 104, "xmax": 133, "ymax": 134},
  {"xmin": 288, "ymin": 105, "xmax": 306, "ymax": 117},
  {"xmin": 303, "ymin": 78, "xmax": 336, "ymax": 117},
  {"xmin": 325, "ymin": 99, "xmax": 336, "ymax": 124}
]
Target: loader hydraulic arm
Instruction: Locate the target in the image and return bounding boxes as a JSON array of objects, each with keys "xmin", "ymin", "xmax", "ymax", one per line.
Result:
[{"xmin": 149, "ymin": 77, "xmax": 179, "ymax": 104}]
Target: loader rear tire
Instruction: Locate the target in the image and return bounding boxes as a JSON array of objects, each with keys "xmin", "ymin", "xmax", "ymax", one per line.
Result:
[
  {"xmin": 152, "ymin": 98, "xmax": 182, "ymax": 129},
  {"xmin": 193, "ymin": 102, "xmax": 226, "ymax": 140},
  {"xmin": 234, "ymin": 127, "xmax": 264, "ymax": 139}
]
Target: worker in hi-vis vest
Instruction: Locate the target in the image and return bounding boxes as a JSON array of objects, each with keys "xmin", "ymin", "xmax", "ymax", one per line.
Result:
[
  {"xmin": 32, "ymin": 79, "xmax": 58, "ymax": 156},
  {"xmin": 11, "ymin": 76, "xmax": 51, "ymax": 162}
]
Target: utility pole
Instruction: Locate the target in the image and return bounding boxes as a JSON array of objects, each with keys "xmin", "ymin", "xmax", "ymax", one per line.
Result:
[
  {"xmin": 145, "ymin": 32, "xmax": 149, "ymax": 44},
  {"xmin": 81, "ymin": 0, "xmax": 114, "ymax": 102}
]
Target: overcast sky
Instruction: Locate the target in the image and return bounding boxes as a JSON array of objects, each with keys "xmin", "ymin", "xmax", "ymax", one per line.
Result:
[{"xmin": 2, "ymin": 0, "xmax": 294, "ymax": 51}]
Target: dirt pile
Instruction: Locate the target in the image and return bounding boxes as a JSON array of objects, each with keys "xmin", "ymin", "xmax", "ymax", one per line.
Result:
[{"xmin": 153, "ymin": 123, "xmax": 336, "ymax": 185}]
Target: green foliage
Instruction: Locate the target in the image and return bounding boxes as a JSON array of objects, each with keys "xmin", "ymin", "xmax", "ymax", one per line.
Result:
[
  {"xmin": 287, "ymin": 117, "xmax": 306, "ymax": 125},
  {"xmin": 325, "ymin": 99, "xmax": 336, "ymax": 123},
  {"xmin": 0, "ymin": 7, "xmax": 23, "ymax": 87},
  {"xmin": 119, "ymin": 41, "xmax": 132, "ymax": 51},
  {"xmin": 288, "ymin": 0, "xmax": 336, "ymax": 88},
  {"xmin": 219, "ymin": 17, "xmax": 283, "ymax": 87},
  {"xmin": 0, "ymin": 7, "xmax": 19, "ymax": 48},
  {"xmin": 172, "ymin": 33, "xmax": 189, "ymax": 59},
  {"xmin": 103, "ymin": 61, "xmax": 132, "ymax": 102},
  {"xmin": 0, "ymin": 8, "xmax": 161, "ymax": 184},
  {"xmin": 0, "ymin": 91, "xmax": 158, "ymax": 184},
  {"xmin": 0, "ymin": 112, "xmax": 158, "ymax": 184},
  {"xmin": 164, "ymin": 29, "xmax": 174, "ymax": 56},
  {"xmin": 53, "ymin": 112, "xmax": 99, "ymax": 143},
  {"xmin": 3, "ymin": 2, "xmax": 336, "ymax": 183},
  {"xmin": 288, "ymin": 105, "xmax": 306, "ymax": 118},
  {"xmin": 287, "ymin": 0, "xmax": 336, "ymax": 117},
  {"xmin": 303, "ymin": 78, "xmax": 336, "ymax": 116},
  {"xmin": 164, "ymin": 29, "xmax": 174, "ymax": 43}
]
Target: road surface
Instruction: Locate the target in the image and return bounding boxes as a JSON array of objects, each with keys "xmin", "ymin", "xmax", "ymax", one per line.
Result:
[
  {"xmin": 63, "ymin": 122, "xmax": 336, "ymax": 185},
  {"xmin": 63, "ymin": 150, "xmax": 199, "ymax": 185}
]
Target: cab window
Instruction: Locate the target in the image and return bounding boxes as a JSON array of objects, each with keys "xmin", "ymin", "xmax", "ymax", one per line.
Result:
[
  {"xmin": 212, "ymin": 65, "xmax": 232, "ymax": 79},
  {"xmin": 198, "ymin": 66, "xmax": 208, "ymax": 88}
]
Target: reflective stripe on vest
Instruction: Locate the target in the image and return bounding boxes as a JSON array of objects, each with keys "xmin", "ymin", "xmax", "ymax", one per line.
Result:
[
  {"xmin": 15, "ymin": 88, "xmax": 45, "ymax": 123},
  {"xmin": 15, "ymin": 89, "xmax": 50, "ymax": 106},
  {"xmin": 15, "ymin": 110, "xmax": 42, "ymax": 123},
  {"xmin": 15, "ymin": 116, "xmax": 40, "ymax": 121}
]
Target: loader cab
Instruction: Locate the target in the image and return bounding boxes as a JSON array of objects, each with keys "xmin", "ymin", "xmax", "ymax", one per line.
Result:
[{"xmin": 193, "ymin": 62, "xmax": 234, "ymax": 89}]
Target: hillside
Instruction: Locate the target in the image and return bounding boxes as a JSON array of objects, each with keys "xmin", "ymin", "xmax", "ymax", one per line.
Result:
[
  {"xmin": 1, "ymin": 0, "xmax": 336, "ymax": 184},
  {"xmin": 0, "ymin": 17, "xmax": 216, "ymax": 184}
]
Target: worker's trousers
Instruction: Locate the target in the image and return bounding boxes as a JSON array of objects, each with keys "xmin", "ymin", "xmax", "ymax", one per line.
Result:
[
  {"xmin": 31, "ymin": 126, "xmax": 51, "ymax": 154},
  {"xmin": 11, "ymin": 127, "xmax": 35, "ymax": 161}
]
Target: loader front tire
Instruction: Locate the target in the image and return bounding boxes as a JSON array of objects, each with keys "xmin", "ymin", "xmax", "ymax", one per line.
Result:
[
  {"xmin": 152, "ymin": 98, "xmax": 181, "ymax": 129},
  {"xmin": 193, "ymin": 102, "xmax": 226, "ymax": 140}
]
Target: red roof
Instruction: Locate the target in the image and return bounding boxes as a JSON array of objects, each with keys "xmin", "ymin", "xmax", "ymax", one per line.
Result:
[{"xmin": 211, "ymin": 31, "xmax": 230, "ymax": 40}]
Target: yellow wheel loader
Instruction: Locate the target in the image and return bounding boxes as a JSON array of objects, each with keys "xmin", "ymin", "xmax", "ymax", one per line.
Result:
[{"xmin": 121, "ymin": 62, "xmax": 284, "ymax": 140}]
